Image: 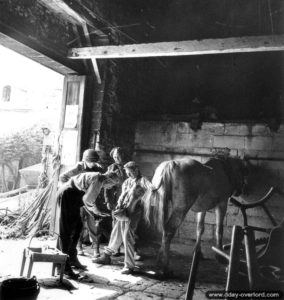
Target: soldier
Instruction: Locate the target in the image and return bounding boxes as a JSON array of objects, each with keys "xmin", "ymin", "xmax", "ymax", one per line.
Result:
[{"xmin": 59, "ymin": 148, "xmax": 104, "ymax": 184}]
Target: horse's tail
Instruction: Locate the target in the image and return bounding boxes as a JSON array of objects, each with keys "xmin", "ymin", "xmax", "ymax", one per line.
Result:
[{"xmin": 142, "ymin": 160, "xmax": 176, "ymax": 232}]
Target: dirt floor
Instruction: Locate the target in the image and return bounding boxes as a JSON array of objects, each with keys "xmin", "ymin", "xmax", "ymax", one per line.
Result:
[
  {"xmin": 0, "ymin": 190, "xmax": 227, "ymax": 299},
  {"xmin": 0, "ymin": 237, "xmax": 227, "ymax": 300}
]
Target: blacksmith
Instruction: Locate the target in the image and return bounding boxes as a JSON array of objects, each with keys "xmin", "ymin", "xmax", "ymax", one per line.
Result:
[{"xmin": 56, "ymin": 168, "xmax": 119, "ymax": 279}]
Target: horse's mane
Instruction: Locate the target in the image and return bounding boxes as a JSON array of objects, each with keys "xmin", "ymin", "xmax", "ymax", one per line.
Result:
[{"xmin": 142, "ymin": 160, "xmax": 176, "ymax": 231}]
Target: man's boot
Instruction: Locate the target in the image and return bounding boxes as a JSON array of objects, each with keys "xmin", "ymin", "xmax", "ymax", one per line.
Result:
[
  {"xmin": 92, "ymin": 252, "xmax": 111, "ymax": 264},
  {"xmin": 56, "ymin": 262, "xmax": 80, "ymax": 280},
  {"xmin": 69, "ymin": 256, "xmax": 87, "ymax": 270}
]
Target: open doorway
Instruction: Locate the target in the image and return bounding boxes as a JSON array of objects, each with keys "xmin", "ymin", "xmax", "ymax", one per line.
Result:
[{"xmin": 0, "ymin": 44, "xmax": 64, "ymax": 193}]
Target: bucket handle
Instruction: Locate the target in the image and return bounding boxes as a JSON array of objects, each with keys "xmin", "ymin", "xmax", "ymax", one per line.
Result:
[{"xmin": 28, "ymin": 229, "xmax": 60, "ymax": 248}]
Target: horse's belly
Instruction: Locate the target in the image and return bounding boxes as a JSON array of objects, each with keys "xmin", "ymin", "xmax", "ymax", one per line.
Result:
[{"xmin": 191, "ymin": 195, "xmax": 223, "ymax": 212}]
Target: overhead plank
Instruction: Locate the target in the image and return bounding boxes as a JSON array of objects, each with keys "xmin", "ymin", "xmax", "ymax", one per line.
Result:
[
  {"xmin": 82, "ymin": 23, "xmax": 102, "ymax": 84},
  {"xmin": 0, "ymin": 23, "xmax": 84, "ymax": 75},
  {"xmin": 69, "ymin": 34, "xmax": 284, "ymax": 59}
]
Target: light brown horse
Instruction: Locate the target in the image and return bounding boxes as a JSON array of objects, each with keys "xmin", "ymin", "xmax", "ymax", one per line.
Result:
[{"xmin": 143, "ymin": 156, "xmax": 248, "ymax": 274}]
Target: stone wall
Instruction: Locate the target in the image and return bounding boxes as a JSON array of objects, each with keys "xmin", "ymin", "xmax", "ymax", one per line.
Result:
[{"xmin": 134, "ymin": 120, "xmax": 284, "ymax": 246}]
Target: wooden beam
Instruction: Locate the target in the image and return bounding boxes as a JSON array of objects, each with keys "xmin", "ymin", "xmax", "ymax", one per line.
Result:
[
  {"xmin": 0, "ymin": 23, "xmax": 84, "ymax": 75},
  {"xmin": 69, "ymin": 34, "xmax": 284, "ymax": 59},
  {"xmin": 82, "ymin": 23, "xmax": 102, "ymax": 84}
]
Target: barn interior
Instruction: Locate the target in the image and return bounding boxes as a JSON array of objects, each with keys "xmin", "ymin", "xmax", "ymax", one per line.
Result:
[{"xmin": 1, "ymin": 1, "xmax": 284, "ymax": 299}]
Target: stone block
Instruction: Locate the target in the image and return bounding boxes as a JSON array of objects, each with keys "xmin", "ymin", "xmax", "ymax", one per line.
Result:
[
  {"xmin": 224, "ymin": 123, "xmax": 250, "ymax": 136},
  {"xmin": 247, "ymin": 215, "xmax": 281, "ymax": 228},
  {"xmin": 201, "ymin": 122, "xmax": 225, "ymax": 135},
  {"xmin": 205, "ymin": 211, "xmax": 216, "ymax": 225},
  {"xmin": 272, "ymin": 136, "xmax": 284, "ymax": 151},
  {"xmin": 136, "ymin": 121, "xmax": 178, "ymax": 136},
  {"xmin": 176, "ymin": 132, "xmax": 213, "ymax": 149},
  {"xmin": 222, "ymin": 225, "xmax": 234, "ymax": 241},
  {"xmin": 245, "ymin": 206, "xmax": 270, "ymax": 217},
  {"xmin": 244, "ymin": 136, "xmax": 273, "ymax": 151},
  {"xmin": 177, "ymin": 122, "xmax": 225, "ymax": 135},
  {"xmin": 226, "ymin": 213, "xmax": 244, "ymax": 227},
  {"xmin": 213, "ymin": 135, "xmax": 245, "ymax": 149},
  {"xmin": 136, "ymin": 127, "xmax": 178, "ymax": 148},
  {"xmin": 226, "ymin": 204, "xmax": 239, "ymax": 215},
  {"xmin": 251, "ymin": 124, "xmax": 272, "ymax": 136}
]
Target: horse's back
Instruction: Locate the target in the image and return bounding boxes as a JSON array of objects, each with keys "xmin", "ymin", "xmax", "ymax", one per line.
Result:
[
  {"xmin": 165, "ymin": 158, "xmax": 232, "ymax": 212},
  {"xmin": 153, "ymin": 157, "xmax": 243, "ymax": 212}
]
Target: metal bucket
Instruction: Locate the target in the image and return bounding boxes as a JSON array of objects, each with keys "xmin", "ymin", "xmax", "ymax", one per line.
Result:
[{"xmin": 1, "ymin": 276, "xmax": 40, "ymax": 300}]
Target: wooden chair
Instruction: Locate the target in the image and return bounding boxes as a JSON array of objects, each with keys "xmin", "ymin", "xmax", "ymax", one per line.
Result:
[
  {"xmin": 20, "ymin": 238, "xmax": 68, "ymax": 283},
  {"xmin": 212, "ymin": 187, "xmax": 284, "ymax": 294}
]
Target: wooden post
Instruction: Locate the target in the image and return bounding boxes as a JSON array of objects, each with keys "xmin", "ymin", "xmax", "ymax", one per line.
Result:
[
  {"xmin": 185, "ymin": 246, "xmax": 202, "ymax": 300},
  {"xmin": 226, "ymin": 226, "xmax": 244, "ymax": 293},
  {"xmin": 244, "ymin": 227, "xmax": 261, "ymax": 291}
]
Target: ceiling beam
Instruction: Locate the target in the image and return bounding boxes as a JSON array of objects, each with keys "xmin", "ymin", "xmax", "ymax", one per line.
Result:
[
  {"xmin": 0, "ymin": 21, "xmax": 84, "ymax": 75},
  {"xmin": 69, "ymin": 34, "xmax": 284, "ymax": 59}
]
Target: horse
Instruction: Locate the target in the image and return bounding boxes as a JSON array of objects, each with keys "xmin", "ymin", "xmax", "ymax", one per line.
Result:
[{"xmin": 142, "ymin": 156, "xmax": 249, "ymax": 274}]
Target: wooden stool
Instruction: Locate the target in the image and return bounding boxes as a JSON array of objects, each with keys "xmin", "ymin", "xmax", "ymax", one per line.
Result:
[{"xmin": 20, "ymin": 246, "xmax": 68, "ymax": 283}]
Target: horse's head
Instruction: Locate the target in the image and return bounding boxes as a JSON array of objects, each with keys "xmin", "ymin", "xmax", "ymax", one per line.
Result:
[{"xmin": 229, "ymin": 157, "xmax": 250, "ymax": 196}]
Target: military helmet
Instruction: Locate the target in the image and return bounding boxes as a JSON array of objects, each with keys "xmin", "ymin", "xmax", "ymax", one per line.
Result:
[{"xmin": 82, "ymin": 149, "xmax": 99, "ymax": 162}]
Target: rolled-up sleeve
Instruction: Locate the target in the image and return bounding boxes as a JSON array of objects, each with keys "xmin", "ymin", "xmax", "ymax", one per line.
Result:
[{"xmin": 82, "ymin": 178, "xmax": 104, "ymax": 214}]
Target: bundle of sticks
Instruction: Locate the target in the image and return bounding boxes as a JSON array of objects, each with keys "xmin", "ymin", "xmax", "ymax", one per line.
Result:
[{"xmin": 3, "ymin": 180, "xmax": 55, "ymax": 238}]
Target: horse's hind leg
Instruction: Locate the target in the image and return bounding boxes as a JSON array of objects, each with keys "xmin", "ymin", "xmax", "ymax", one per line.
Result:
[
  {"xmin": 157, "ymin": 207, "xmax": 189, "ymax": 274},
  {"xmin": 215, "ymin": 201, "xmax": 227, "ymax": 249},
  {"xmin": 196, "ymin": 212, "xmax": 206, "ymax": 256}
]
